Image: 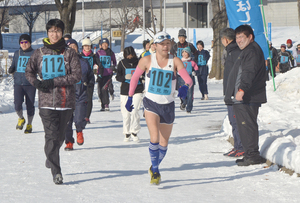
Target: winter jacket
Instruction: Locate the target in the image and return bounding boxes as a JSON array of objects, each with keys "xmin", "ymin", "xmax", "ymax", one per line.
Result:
[
  {"xmin": 80, "ymin": 51, "xmax": 104, "ymax": 81},
  {"xmin": 116, "ymin": 57, "xmax": 144, "ymax": 96},
  {"xmin": 170, "ymin": 41, "xmax": 197, "ymax": 58},
  {"xmin": 181, "ymin": 57, "xmax": 198, "ymax": 76},
  {"xmin": 223, "ymin": 41, "xmax": 241, "ymax": 95},
  {"xmin": 224, "ymin": 41, "xmax": 267, "ymax": 105},
  {"xmin": 195, "ymin": 49, "xmax": 210, "ymax": 75},
  {"xmin": 266, "ymin": 46, "xmax": 279, "ymax": 73},
  {"xmin": 96, "ymin": 48, "xmax": 116, "ymax": 77},
  {"xmin": 9, "ymin": 47, "xmax": 35, "ymax": 86},
  {"xmin": 278, "ymin": 51, "xmax": 293, "ymax": 73},
  {"xmin": 75, "ymin": 55, "xmax": 95, "ymax": 103},
  {"xmin": 25, "ymin": 46, "xmax": 82, "ymax": 109}
]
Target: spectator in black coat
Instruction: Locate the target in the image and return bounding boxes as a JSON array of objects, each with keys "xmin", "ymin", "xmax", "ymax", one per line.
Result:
[{"xmin": 224, "ymin": 25, "xmax": 267, "ymax": 166}]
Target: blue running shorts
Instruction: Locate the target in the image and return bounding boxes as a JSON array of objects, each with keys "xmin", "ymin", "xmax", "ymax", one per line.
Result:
[{"xmin": 143, "ymin": 97, "xmax": 175, "ymax": 124}]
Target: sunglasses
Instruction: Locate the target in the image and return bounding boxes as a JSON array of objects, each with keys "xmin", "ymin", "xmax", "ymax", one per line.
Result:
[
  {"xmin": 157, "ymin": 35, "xmax": 171, "ymax": 40},
  {"xmin": 20, "ymin": 41, "xmax": 28, "ymax": 44}
]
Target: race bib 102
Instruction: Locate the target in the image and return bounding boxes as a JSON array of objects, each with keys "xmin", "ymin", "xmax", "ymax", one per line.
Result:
[{"xmin": 148, "ymin": 68, "xmax": 173, "ymax": 95}]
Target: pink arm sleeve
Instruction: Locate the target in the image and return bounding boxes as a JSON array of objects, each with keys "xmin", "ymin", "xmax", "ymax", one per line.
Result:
[
  {"xmin": 128, "ymin": 66, "xmax": 145, "ymax": 96},
  {"xmin": 178, "ymin": 68, "xmax": 193, "ymax": 88},
  {"xmin": 191, "ymin": 61, "xmax": 198, "ymax": 71}
]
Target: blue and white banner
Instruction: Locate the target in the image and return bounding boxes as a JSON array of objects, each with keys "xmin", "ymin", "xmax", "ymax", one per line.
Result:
[{"xmin": 224, "ymin": 0, "xmax": 269, "ymax": 60}]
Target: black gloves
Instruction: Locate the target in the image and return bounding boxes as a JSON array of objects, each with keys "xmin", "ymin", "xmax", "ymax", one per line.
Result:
[
  {"xmin": 33, "ymin": 79, "xmax": 54, "ymax": 93},
  {"xmin": 41, "ymin": 79, "xmax": 54, "ymax": 89}
]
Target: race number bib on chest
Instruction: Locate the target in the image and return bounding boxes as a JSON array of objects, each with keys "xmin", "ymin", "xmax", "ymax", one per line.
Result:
[
  {"xmin": 197, "ymin": 55, "xmax": 207, "ymax": 66},
  {"xmin": 17, "ymin": 56, "xmax": 30, "ymax": 73},
  {"xmin": 100, "ymin": 56, "xmax": 111, "ymax": 69},
  {"xmin": 83, "ymin": 56, "xmax": 93, "ymax": 69},
  {"xmin": 125, "ymin": 68, "xmax": 141, "ymax": 84},
  {"xmin": 42, "ymin": 55, "xmax": 66, "ymax": 80},
  {"xmin": 280, "ymin": 56, "xmax": 289, "ymax": 64},
  {"xmin": 183, "ymin": 61, "xmax": 192, "ymax": 75},
  {"xmin": 148, "ymin": 68, "xmax": 173, "ymax": 95},
  {"xmin": 177, "ymin": 48, "xmax": 183, "ymax": 59}
]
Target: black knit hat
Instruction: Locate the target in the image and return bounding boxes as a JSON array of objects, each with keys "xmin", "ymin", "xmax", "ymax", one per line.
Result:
[
  {"xmin": 66, "ymin": 39, "xmax": 78, "ymax": 48},
  {"xmin": 178, "ymin": 28, "xmax": 186, "ymax": 38},
  {"xmin": 19, "ymin": 34, "xmax": 31, "ymax": 44}
]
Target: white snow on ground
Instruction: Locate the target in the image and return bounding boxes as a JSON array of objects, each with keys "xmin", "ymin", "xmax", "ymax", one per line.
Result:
[{"xmin": 1, "ymin": 27, "xmax": 300, "ymax": 202}]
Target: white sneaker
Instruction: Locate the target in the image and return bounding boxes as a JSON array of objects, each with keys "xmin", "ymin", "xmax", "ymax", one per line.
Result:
[
  {"xmin": 131, "ymin": 133, "xmax": 140, "ymax": 142},
  {"xmin": 204, "ymin": 94, "xmax": 209, "ymax": 100},
  {"xmin": 124, "ymin": 134, "xmax": 131, "ymax": 142}
]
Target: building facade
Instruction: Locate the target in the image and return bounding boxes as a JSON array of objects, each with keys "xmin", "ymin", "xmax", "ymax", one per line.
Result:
[{"xmin": 5, "ymin": 0, "xmax": 299, "ymax": 34}]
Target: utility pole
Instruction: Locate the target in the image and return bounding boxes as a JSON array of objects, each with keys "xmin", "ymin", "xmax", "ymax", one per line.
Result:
[{"xmin": 109, "ymin": 2, "xmax": 112, "ymax": 48}]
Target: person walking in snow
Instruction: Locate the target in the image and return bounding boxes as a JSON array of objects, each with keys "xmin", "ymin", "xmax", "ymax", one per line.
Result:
[
  {"xmin": 195, "ymin": 40, "xmax": 210, "ymax": 100},
  {"xmin": 116, "ymin": 46, "xmax": 144, "ymax": 142},
  {"xmin": 170, "ymin": 28, "xmax": 197, "ymax": 59},
  {"xmin": 9, "ymin": 34, "xmax": 36, "ymax": 134},
  {"xmin": 278, "ymin": 44, "xmax": 293, "ymax": 73},
  {"xmin": 224, "ymin": 24, "xmax": 267, "ymax": 166},
  {"xmin": 96, "ymin": 38, "xmax": 116, "ymax": 111},
  {"xmin": 266, "ymin": 42, "xmax": 279, "ymax": 78},
  {"xmin": 178, "ymin": 46, "xmax": 198, "ymax": 113},
  {"xmin": 125, "ymin": 31, "xmax": 193, "ymax": 185},
  {"xmin": 64, "ymin": 39, "xmax": 94, "ymax": 150},
  {"xmin": 286, "ymin": 39, "xmax": 297, "ymax": 67},
  {"xmin": 25, "ymin": 19, "xmax": 82, "ymax": 184},
  {"xmin": 80, "ymin": 38, "xmax": 103, "ymax": 123},
  {"xmin": 220, "ymin": 28, "xmax": 244, "ymax": 158}
]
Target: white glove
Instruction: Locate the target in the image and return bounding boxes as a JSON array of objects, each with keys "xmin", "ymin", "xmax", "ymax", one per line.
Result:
[
  {"xmin": 192, "ymin": 71, "xmax": 197, "ymax": 76},
  {"xmin": 125, "ymin": 74, "xmax": 132, "ymax": 80}
]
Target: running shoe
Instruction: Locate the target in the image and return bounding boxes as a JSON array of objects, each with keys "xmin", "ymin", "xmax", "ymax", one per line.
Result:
[
  {"xmin": 131, "ymin": 133, "xmax": 140, "ymax": 142},
  {"xmin": 223, "ymin": 148, "xmax": 235, "ymax": 156},
  {"xmin": 124, "ymin": 134, "xmax": 131, "ymax": 142},
  {"xmin": 53, "ymin": 174, "xmax": 63, "ymax": 184},
  {"xmin": 16, "ymin": 117, "xmax": 25, "ymax": 130},
  {"xmin": 150, "ymin": 172, "xmax": 161, "ymax": 185},
  {"xmin": 77, "ymin": 131, "xmax": 84, "ymax": 145},
  {"xmin": 24, "ymin": 124, "xmax": 32, "ymax": 134},
  {"xmin": 65, "ymin": 142, "xmax": 74, "ymax": 151}
]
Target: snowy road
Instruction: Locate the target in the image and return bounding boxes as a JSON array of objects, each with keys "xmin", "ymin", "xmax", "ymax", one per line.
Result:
[{"xmin": 1, "ymin": 80, "xmax": 300, "ymax": 203}]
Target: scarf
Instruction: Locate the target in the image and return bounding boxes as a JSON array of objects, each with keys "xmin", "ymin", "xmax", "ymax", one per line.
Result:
[
  {"xmin": 82, "ymin": 49, "xmax": 92, "ymax": 56},
  {"xmin": 181, "ymin": 57, "xmax": 191, "ymax": 62},
  {"xmin": 43, "ymin": 38, "xmax": 66, "ymax": 54}
]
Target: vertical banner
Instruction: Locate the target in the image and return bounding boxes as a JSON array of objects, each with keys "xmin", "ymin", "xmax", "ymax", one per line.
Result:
[
  {"xmin": 268, "ymin": 22, "xmax": 272, "ymax": 42},
  {"xmin": 224, "ymin": 0, "xmax": 269, "ymax": 60}
]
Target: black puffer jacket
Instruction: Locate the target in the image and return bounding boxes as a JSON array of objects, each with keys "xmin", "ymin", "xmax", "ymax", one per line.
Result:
[
  {"xmin": 223, "ymin": 41, "xmax": 241, "ymax": 95},
  {"xmin": 224, "ymin": 41, "xmax": 267, "ymax": 105}
]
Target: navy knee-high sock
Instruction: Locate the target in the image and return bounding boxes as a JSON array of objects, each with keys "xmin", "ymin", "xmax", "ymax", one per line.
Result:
[
  {"xmin": 158, "ymin": 145, "xmax": 168, "ymax": 165},
  {"xmin": 149, "ymin": 142, "xmax": 159, "ymax": 174}
]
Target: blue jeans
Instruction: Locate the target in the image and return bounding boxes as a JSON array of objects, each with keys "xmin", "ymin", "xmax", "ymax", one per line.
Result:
[
  {"xmin": 177, "ymin": 75, "xmax": 195, "ymax": 112},
  {"xmin": 227, "ymin": 105, "xmax": 243, "ymax": 151}
]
